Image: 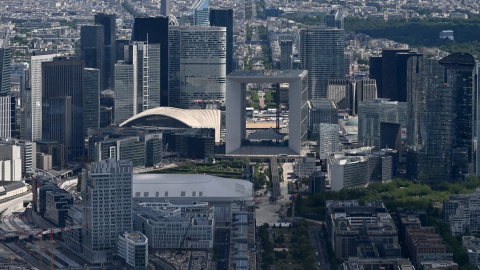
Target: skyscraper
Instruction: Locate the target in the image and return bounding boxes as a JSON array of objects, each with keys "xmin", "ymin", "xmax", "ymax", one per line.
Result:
[
  {"xmin": 94, "ymin": 14, "xmax": 116, "ymax": 91},
  {"xmin": 81, "ymin": 26, "xmax": 104, "ymax": 90},
  {"xmin": 114, "ymin": 61, "xmax": 135, "ymax": 124},
  {"xmin": 191, "ymin": 0, "xmax": 209, "ymax": 26},
  {"xmin": 133, "ymin": 17, "xmax": 169, "ymax": 106},
  {"xmin": 42, "ymin": 57, "xmax": 83, "ymax": 162},
  {"xmin": 29, "ymin": 54, "xmax": 61, "ymax": 142},
  {"xmin": 368, "ymin": 49, "xmax": 422, "ymax": 102},
  {"xmin": 279, "ymin": 40, "xmax": 293, "ymax": 70},
  {"xmin": 300, "ymin": 27, "xmax": 344, "ymax": 100},
  {"xmin": 132, "ymin": 41, "xmax": 161, "ymax": 113},
  {"xmin": 407, "ymin": 53, "xmax": 476, "ymax": 183},
  {"xmin": 169, "ymin": 26, "xmax": 226, "ymax": 109},
  {"xmin": 353, "ymin": 79, "xmax": 377, "ymax": 115},
  {"xmin": 358, "ymin": 99, "xmax": 407, "ymax": 150},
  {"xmin": 83, "ymin": 68, "xmax": 100, "ymax": 136},
  {"xmin": 323, "ymin": 10, "xmax": 344, "ymax": 29},
  {"xmin": 82, "ymin": 159, "xmax": 133, "ymax": 263},
  {"xmin": 210, "ymin": 9, "xmax": 234, "ymax": 74},
  {"xmin": 160, "ymin": 0, "xmax": 170, "ymax": 16},
  {"xmin": 0, "ymin": 95, "xmax": 14, "ymax": 138},
  {"xmin": 0, "ymin": 31, "xmax": 10, "ymax": 95}
]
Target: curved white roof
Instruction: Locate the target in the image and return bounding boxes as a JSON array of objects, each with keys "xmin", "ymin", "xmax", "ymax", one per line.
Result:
[
  {"xmin": 120, "ymin": 107, "xmax": 221, "ymax": 142},
  {"xmin": 132, "ymin": 174, "xmax": 254, "ymax": 201}
]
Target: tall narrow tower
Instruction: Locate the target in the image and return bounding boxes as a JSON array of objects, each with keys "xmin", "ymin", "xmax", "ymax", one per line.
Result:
[
  {"xmin": 82, "ymin": 159, "xmax": 133, "ymax": 263},
  {"xmin": 300, "ymin": 27, "xmax": 344, "ymax": 100}
]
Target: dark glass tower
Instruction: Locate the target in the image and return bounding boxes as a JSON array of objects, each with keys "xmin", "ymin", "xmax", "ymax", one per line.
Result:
[
  {"xmin": 94, "ymin": 13, "xmax": 116, "ymax": 91},
  {"xmin": 83, "ymin": 68, "xmax": 100, "ymax": 136},
  {"xmin": 133, "ymin": 17, "xmax": 169, "ymax": 106},
  {"xmin": 210, "ymin": 9, "xmax": 233, "ymax": 74},
  {"xmin": 81, "ymin": 26, "xmax": 104, "ymax": 90},
  {"xmin": 42, "ymin": 57, "xmax": 83, "ymax": 163},
  {"xmin": 406, "ymin": 53, "xmax": 476, "ymax": 182}
]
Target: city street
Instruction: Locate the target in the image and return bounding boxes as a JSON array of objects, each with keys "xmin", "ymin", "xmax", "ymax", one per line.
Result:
[{"xmin": 310, "ymin": 226, "xmax": 330, "ymax": 270}]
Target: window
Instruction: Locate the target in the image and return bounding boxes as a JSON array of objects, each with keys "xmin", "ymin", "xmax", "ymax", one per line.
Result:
[
  {"xmin": 192, "ymin": 191, "xmax": 196, "ymax": 196},
  {"xmin": 144, "ymin": 192, "xmax": 149, "ymax": 197},
  {"xmin": 155, "ymin": 191, "xmax": 159, "ymax": 197},
  {"xmin": 165, "ymin": 191, "xmax": 168, "ymax": 197},
  {"xmin": 181, "ymin": 191, "xmax": 186, "ymax": 197},
  {"xmin": 135, "ymin": 192, "xmax": 140, "ymax": 197},
  {"xmin": 199, "ymin": 192, "xmax": 203, "ymax": 197}
]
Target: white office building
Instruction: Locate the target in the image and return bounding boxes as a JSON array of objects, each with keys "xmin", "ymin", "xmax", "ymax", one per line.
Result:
[
  {"xmin": 134, "ymin": 201, "xmax": 215, "ymax": 249},
  {"xmin": 118, "ymin": 231, "xmax": 148, "ymax": 269},
  {"xmin": 0, "ymin": 96, "xmax": 12, "ymax": 138},
  {"xmin": 0, "ymin": 144, "xmax": 21, "ymax": 181},
  {"xmin": 328, "ymin": 153, "xmax": 369, "ymax": 191},
  {"xmin": 82, "ymin": 159, "xmax": 133, "ymax": 263}
]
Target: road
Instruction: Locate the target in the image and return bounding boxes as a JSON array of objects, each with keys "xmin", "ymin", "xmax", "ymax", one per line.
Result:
[
  {"xmin": 151, "ymin": 257, "xmax": 176, "ymax": 270},
  {"xmin": 310, "ymin": 226, "xmax": 330, "ymax": 270}
]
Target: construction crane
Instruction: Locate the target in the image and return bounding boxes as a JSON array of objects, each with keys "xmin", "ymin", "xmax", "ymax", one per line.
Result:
[{"xmin": 177, "ymin": 218, "xmax": 194, "ymax": 254}]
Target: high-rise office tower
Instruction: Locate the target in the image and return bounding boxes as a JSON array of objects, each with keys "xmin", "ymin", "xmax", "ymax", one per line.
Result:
[
  {"xmin": 369, "ymin": 49, "xmax": 422, "ymax": 102},
  {"xmin": 279, "ymin": 40, "xmax": 293, "ymax": 70},
  {"xmin": 210, "ymin": 9, "xmax": 233, "ymax": 74},
  {"xmin": 300, "ymin": 27, "xmax": 344, "ymax": 100},
  {"xmin": 132, "ymin": 41, "xmax": 161, "ymax": 113},
  {"xmin": 407, "ymin": 53, "xmax": 476, "ymax": 183},
  {"xmin": 83, "ymin": 68, "xmax": 100, "ymax": 136},
  {"xmin": 29, "ymin": 54, "xmax": 60, "ymax": 142},
  {"xmin": 133, "ymin": 17, "xmax": 169, "ymax": 106},
  {"xmin": 191, "ymin": 0, "xmax": 209, "ymax": 26},
  {"xmin": 169, "ymin": 26, "xmax": 226, "ymax": 109},
  {"xmin": 327, "ymin": 79, "xmax": 353, "ymax": 112},
  {"xmin": 309, "ymin": 99, "xmax": 338, "ymax": 138},
  {"xmin": 42, "ymin": 57, "xmax": 83, "ymax": 162},
  {"xmin": 358, "ymin": 99, "xmax": 407, "ymax": 150},
  {"xmin": 82, "ymin": 159, "xmax": 133, "ymax": 263},
  {"xmin": 161, "ymin": 0, "xmax": 170, "ymax": 16},
  {"xmin": 81, "ymin": 26, "xmax": 105, "ymax": 90},
  {"xmin": 94, "ymin": 14, "xmax": 116, "ymax": 91},
  {"xmin": 323, "ymin": 10, "xmax": 344, "ymax": 29},
  {"xmin": 0, "ymin": 31, "xmax": 10, "ymax": 95},
  {"xmin": 353, "ymin": 79, "xmax": 377, "ymax": 115},
  {"xmin": 114, "ymin": 61, "xmax": 135, "ymax": 124},
  {"xmin": 0, "ymin": 95, "xmax": 14, "ymax": 138}
]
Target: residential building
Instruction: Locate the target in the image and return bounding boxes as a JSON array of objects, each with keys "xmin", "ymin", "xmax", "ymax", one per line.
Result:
[
  {"xmin": 82, "ymin": 159, "xmax": 133, "ymax": 263},
  {"xmin": 36, "ymin": 152, "xmax": 52, "ymax": 170},
  {"xmin": 326, "ymin": 200, "xmax": 398, "ymax": 260},
  {"xmin": 44, "ymin": 189, "xmax": 73, "ymax": 227},
  {"xmin": 300, "ymin": 27, "xmax": 344, "ymax": 100},
  {"xmin": 443, "ymin": 189, "xmax": 480, "ymax": 236},
  {"xmin": 462, "ymin": 236, "xmax": 480, "ymax": 267}
]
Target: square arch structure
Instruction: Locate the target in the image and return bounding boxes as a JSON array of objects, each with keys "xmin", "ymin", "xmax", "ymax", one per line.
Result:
[{"xmin": 226, "ymin": 70, "xmax": 308, "ymax": 154}]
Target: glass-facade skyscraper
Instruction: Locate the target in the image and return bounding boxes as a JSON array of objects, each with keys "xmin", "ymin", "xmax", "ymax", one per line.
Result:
[
  {"xmin": 407, "ymin": 53, "xmax": 476, "ymax": 183},
  {"xmin": 300, "ymin": 27, "xmax": 344, "ymax": 100}
]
